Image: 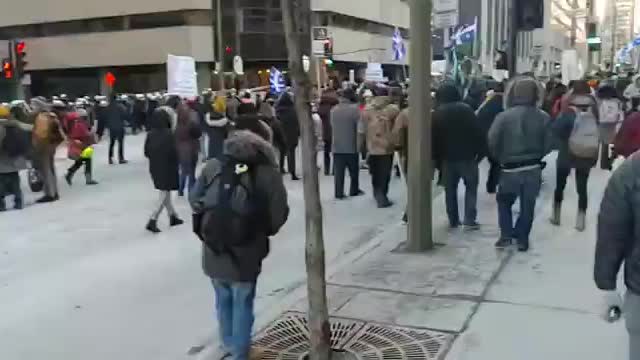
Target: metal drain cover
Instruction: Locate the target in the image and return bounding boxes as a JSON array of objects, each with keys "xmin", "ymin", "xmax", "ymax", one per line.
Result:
[{"xmin": 252, "ymin": 312, "xmax": 453, "ymax": 360}]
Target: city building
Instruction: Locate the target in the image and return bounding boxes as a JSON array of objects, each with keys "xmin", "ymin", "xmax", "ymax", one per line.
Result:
[
  {"xmin": 600, "ymin": 0, "xmax": 636, "ymax": 67},
  {"xmin": 0, "ymin": 0, "xmax": 410, "ymax": 96}
]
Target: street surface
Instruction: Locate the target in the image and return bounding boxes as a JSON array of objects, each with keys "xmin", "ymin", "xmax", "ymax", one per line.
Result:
[{"xmin": 0, "ymin": 134, "xmax": 407, "ymax": 360}]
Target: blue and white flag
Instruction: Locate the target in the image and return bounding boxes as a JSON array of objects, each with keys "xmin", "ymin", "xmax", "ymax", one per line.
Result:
[
  {"xmin": 453, "ymin": 17, "xmax": 477, "ymax": 45},
  {"xmin": 392, "ymin": 27, "xmax": 406, "ymax": 61},
  {"xmin": 269, "ymin": 67, "xmax": 286, "ymax": 94}
]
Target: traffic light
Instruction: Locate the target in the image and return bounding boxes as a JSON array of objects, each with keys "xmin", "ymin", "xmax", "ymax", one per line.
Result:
[
  {"xmin": 324, "ymin": 58, "xmax": 334, "ymax": 68},
  {"xmin": 515, "ymin": 0, "xmax": 544, "ymax": 31},
  {"xmin": 14, "ymin": 41, "xmax": 27, "ymax": 77},
  {"xmin": 323, "ymin": 38, "xmax": 333, "ymax": 59},
  {"xmin": 2, "ymin": 59, "xmax": 13, "ymax": 79}
]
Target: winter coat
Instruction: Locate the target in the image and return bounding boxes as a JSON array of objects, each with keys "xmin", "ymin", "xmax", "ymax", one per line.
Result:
[
  {"xmin": 551, "ymin": 95, "xmax": 599, "ymax": 170},
  {"xmin": 204, "ymin": 111, "xmax": 229, "ymax": 160},
  {"xmin": 98, "ymin": 102, "xmax": 127, "ymax": 137},
  {"xmin": 614, "ymin": 112, "xmax": 640, "ymax": 158},
  {"xmin": 0, "ymin": 120, "xmax": 30, "ymax": 174},
  {"xmin": 226, "ymin": 96, "xmax": 241, "ymax": 120},
  {"xmin": 175, "ymin": 104, "xmax": 203, "ymax": 166},
  {"xmin": 476, "ymin": 93, "xmax": 504, "ymax": 158},
  {"xmin": 66, "ymin": 117, "xmax": 95, "ymax": 160},
  {"xmin": 623, "ymin": 75, "xmax": 640, "ymax": 106},
  {"xmin": 189, "ymin": 130, "xmax": 289, "ymax": 282},
  {"xmin": 318, "ymin": 93, "xmax": 339, "ymax": 143},
  {"xmin": 595, "ymin": 153, "xmax": 640, "ymax": 293},
  {"xmin": 488, "ymin": 76, "xmax": 554, "ymax": 166},
  {"xmin": 360, "ymin": 96, "xmax": 401, "ymax": 155},
  {"xmin": 432, "ymin": 84, "xmax": 484, "ymax": 163},
  {"xmin": 144, "ymin": 108, "xmax": 179, "ymax": 191},
  {"xmin": 32, "ymin": 111, "xmax": 64, "ymax": 151},
  {"xmin": 276, "ymin": 93, "xmax": 300, "ymax": 148},
  {"xmin": 331, "ymin": 99, "xmax": 362, "ymax": 154}
]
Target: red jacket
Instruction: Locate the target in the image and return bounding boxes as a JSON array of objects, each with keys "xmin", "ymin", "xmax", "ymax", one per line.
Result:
[
  {"xmin": 614, "ymin": 112, "xmax": 640, "ymax": 158},
  {"xmin": 66, "ymin": 114, "xmax": 95, "ymax": 160}
]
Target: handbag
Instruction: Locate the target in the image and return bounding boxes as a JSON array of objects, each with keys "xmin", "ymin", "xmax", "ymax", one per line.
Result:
[{"xmin": 28, "ymin": 166, "xmax": 44, "ymax": 193}]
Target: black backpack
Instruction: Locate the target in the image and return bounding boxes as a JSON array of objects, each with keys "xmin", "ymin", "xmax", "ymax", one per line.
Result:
[
  {"xmin": 199, "ymin": 157, "xmax": 265, "ymax": 255},
  {"xmin": 2, "ymin": 126, "xmax": 29, "ymax": 158}
]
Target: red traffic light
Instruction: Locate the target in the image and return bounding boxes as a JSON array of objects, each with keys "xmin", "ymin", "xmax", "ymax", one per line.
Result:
[
  {"xmin": 16, "ymin": 41, "xmax": 25, "ymax": 55},
  {"xmin": 105, "ymin": 71, "xmax": 116, "ymax": 87},
  {"xmin": 3, "ymin": 60, "xmax": 13, "ymax": 79},
  {"xmin": 225, "ymin": 46, "xmax": 233, "ymax": 55}
]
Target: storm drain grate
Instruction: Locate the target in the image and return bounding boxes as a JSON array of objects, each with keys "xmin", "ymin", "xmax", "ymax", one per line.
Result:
[{"xmin": 251, "ymin": 312, "xmax": 453, "ymax": 360}]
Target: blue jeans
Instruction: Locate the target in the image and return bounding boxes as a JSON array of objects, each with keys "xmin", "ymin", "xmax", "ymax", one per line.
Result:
[
  {"xmin": 212, "ymin": 279, "xmax": 256, "ymax": 360},
  {"xmin": 443, "ymin": 160, "xmax": 479, "ymax": 226},
  {"xmin": 179, "ymin": 159, "xmax": 197, "ymax": 196},
  {"xmin": 496, "ymin": 167, "xmax": 542, "ymax": 244}
]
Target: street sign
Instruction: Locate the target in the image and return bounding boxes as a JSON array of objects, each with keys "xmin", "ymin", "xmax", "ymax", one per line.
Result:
[
  {"xmin": 313, "ymin": 27, "xmax": 329, "ymax": 56},
  {"xmin": 105, "ymin": 72, "xmax": 116, "ymax": 87},
  {"xmin": 434, "ymin": 0, "xmax": 458, "ymax": 12},
  {"xmin": 302, "ymin": 55, "xmax": 310, "ymax": 73},
  {"xmin": 233, "ymin": 55, "xmax": 244, "ymax": 75},
  {"xmin": 434, "ymin": 10, "xmax": 459, "ymax": 28}
]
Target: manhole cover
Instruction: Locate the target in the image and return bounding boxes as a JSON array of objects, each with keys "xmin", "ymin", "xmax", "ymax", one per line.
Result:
[{"xmin": 252, "ymin": 312, "xmax": 453, "ymax": 360}]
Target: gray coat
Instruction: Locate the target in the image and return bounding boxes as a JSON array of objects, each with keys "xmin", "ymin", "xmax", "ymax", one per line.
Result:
[
  {"xmin": 190, "ymin": 130, "xmax": 289, "ymax": 282},
  {"xmin": 0, "ymin": 121, "xmax": 30, "ymax": 174},
  {"xmin": 488, "ymin": 76, "xmax": 554, "ymax": 166},
  {"xmin": 330, "ymin": 99, "xmax": 361, "ymax": 154},
  {"xmin": 595, "ymin": 153, "xmax": 640, "ymax": 293}
]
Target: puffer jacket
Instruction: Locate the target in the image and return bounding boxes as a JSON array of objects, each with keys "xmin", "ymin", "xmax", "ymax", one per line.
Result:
[
  {"xmin": 189, "ymin": 130, "xmax": 289, "ymax": 282},
  {"xmin": 595, "ymin": 153, "xmax": 640, "ymax": 293},
  {"xmin": 361, "ymin": 96, "xmax": 401, "ymax": 155},
  {"xmin": 488, "ymin": 76, "xmax": 554, "ymax": 166}
]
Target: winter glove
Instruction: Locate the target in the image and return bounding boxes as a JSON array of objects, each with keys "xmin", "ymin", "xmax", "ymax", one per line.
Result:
[{"xmin": 601, "ymin": 290, "xmax": 624, "ymax": 323}]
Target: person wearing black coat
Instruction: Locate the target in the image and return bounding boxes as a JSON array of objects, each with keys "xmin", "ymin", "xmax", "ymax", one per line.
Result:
[
  {"xmin": 144, "ymin": 106, "xmax": 184, "ymax": 233},
  {"xmin": 97, "ymin": 95, "xmax": 128, "ymax": 165},
  {"xmin": 275, "ymin": 92, "xmax": 300, "ymax": 180},
  {"xmin": 476, "ymin": 83, "xmax": 505, "ymax": 193},
  {"xmin": 318, "ymin": 91, "xmax": 339, "ymax": 175}
]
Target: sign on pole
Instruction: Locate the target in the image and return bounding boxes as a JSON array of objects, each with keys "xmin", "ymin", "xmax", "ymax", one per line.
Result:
[
  {"xmin": 434, "ymin": 0, "xmax": 459, "ymax": 29},
  {"xmin": 233, "ymin": 55, "xmax": 244, "ymax": 75},
  {"xmin": 365, "ymin": 63, "xmax": 384, "ymax": 82},
  {"xmin": 167, "ymin": 54, "xmax": 197, "ymax": 98},
  {"xmin": 312, "ymin": 27, "xmax": 329, "ymax": 56}
]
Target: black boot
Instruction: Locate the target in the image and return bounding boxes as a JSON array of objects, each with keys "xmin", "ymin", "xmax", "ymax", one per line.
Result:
[
  {"xmin": 85, "ymin": 174, "xmax": 98, "ymax": 185},
  {"xmin": 65, "ymin": 172, "xmax": 73, "ymax": 186},
  {"xmin": 36, "ymin": 195, "xmax": 56, "ymax": 203},
  {"xmin": 146, "ymin": 219, "xmax": 161, "ymax": 233},
  {"xmin": 170, "ymin": 215, "xmax": 184, "ymax": 227}
]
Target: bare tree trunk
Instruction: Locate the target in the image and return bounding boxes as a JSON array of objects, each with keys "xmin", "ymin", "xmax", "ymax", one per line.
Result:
[{"xmin": 280, "ymin": 1, "xmax": 331, "ymax": 360}]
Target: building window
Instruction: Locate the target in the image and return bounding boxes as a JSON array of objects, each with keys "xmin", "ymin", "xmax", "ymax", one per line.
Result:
[{"xmin": 487, "ymin": 0, "xmax": 493, "ymax": 55}]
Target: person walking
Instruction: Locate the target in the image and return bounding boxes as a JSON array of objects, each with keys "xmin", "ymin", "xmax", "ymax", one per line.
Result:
[
  {"xmin": 318, "ymin": 89, "xmax": 339, "ymax": 175},
  {"xmin": 189, "ymin": 125, "xmax": 289, "ymax": 360},
  {"xmin": 64, "ymin": 110, "xmax": 99, "ymax": 186},
  {"xmin": 31, "ymin": 97, "xmax": 65, "ymax": 203},
  {"xmin": 594, "ymin": 153, "xmax": 640, "ymax": 360},
  {"xmin": 203, "ymin": 95, "xmax": 230, "ymax": 161},
  {"xmin": 144, "ymin": 107, "xmax": 183, "ymax": 233},
  {"xmin": 0, "ymin": 105, "xmax": 31, "ymax": 211},
  {"xmin": 275, "ymin": 92, "xmax": 300, "ymax": 180},
  {"xmin": 488, "ymin": 75, "xmax": 554, "ymax": 251},
  {"xmin": 330, "ymin": 88, "xmax": 364, "ymax": 199},
  {"xmin": 176, "ymin": 101, "xmax": 203, "ymax": 197},
  {"xmin": 359, "ymin": 87, "xmax": 400, "ymax": 208},
  {"xmin": 550, "ymin": 81, "xmax": 599, "ymax": 232},
  {"xmin": 596, "ymin": 83, "xmax": 624, "ymax": 170},
  {"xmin": 98, "ymin": 95, "xmax": 128, "ymax": 165},
  {"xmin": 433, "ymin": 83, "xmax": 484, "ymax": 230},
  {"xmin": 614, "ymin": 98, "xmax": 640, "ymax": 159},
  {"xmin": 476, "ymin": 81, "xmax": 505, "ymax": 194}
]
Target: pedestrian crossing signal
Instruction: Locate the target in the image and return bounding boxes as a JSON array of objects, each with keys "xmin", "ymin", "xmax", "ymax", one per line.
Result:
[{"xmin": 2, "ymin": 59, "xmax": 12, "ymax": 79}]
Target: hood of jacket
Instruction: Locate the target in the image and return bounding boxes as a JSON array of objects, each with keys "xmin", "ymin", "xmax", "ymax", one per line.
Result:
[
  {"xmin": 150, "ymin": 106, "xmax": 177, "ymax": 131},
  {"xmin": 436, "ymin": 84, "xmax": 462, "ymax": 105},
  {"xmin": 223, "ymin": 130, "xmax": 277, "ymax": 166},
  {"xmin": 504, "ymin": 76, "xmax": 544, "ymax": 108},
  {"xmin": 369, "ymin": 96, "xmax": 394, "ymax": 110}
]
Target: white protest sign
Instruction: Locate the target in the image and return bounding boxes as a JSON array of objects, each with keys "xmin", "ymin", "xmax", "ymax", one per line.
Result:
[
  {"xmin": 167, "ymin": 54, "xmax": 197, "ymax": 98},
  {"xmin": 365, "ymin": 63, "xmax": 384, "ymax": 82}
]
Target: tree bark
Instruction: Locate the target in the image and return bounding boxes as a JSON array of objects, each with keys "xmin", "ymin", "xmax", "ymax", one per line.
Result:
[{"xmin": 280, "ymin": 1, "xmax": 332, "ymax": 360}]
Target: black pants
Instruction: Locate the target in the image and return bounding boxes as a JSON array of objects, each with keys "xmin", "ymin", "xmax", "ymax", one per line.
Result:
[
  {"xmin": 0, "ymin": 172, "xmax": 22, "ymax": 209},
  {"xmin": 600, "ymin": 142, "xmax": 613, "ymax": 171},
  {"xmin": 280, "ymin": 146, "xmax": 297, "ymax": 177},
  {"xmin": 486, "ymin": 157, "xmax": 501, "ymax": 193},
  {"xmin": 68, "ymin": 158, "xmax": 92, "ymax": 178},
  {"xmin": 555, "ymin": 167, "xmax": 590, "ymax": 211},
  {"xmin": 368, "ymin": 154, "xmax": 393, "ymax": 201},
  {"xmin": 109, "ymin": 132, "xmax": 125, "ymax": 161},
  {"xmin": 324, "ymin": 141, "xmax": 332, "ymax": 175},
  {"xmin": 334, "ymin": 153, "xmax": 360, "ymax": 197}
]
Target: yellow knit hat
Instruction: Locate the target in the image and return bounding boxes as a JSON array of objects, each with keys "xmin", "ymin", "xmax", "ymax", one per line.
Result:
[{"xmin": 0, "ymin": 105, "xmax": 10, "ymax": 119}]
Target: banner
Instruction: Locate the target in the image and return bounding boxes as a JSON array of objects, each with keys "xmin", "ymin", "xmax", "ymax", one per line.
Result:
[{"xmin": 167, "ymin": 54, "xmax": 197, "ymax": 98}]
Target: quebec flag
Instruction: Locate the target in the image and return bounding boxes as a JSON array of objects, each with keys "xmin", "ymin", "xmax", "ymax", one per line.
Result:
[
  {"xmin": 270, "ymin": 67, "xmax": 286, "ymax": 94},
  {"xmin": 392, "ymin": 27, "xmax": 406, "ymax": 61}
]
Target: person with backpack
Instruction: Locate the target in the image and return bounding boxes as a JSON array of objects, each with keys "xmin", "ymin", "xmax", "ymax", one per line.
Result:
[
  {"xmin": 488, "ymin": 75, "xmax": 554, "ymax": 251},
  {"xmin": 189, "ymin": 124, "xmax": 289, "ymax": 360},
  {"xmin": 64, "ymin": 110, "xmax": 99, "ymax": 186},
  {"xmin": 0, "ymin": 105, "xmax": 32, "ymax": 211},
  {"xmin": 31, "ymin": 97, "xmax": 65, "ymax": 203},
  {"xmin": 176, "ymin": 100, "xmax": 203, "ymax": 197},
  {"xmin": 596, "ymin": 84, "xmax": 624, "ymax": 170},
  {"xmin": 144, "ymin": 107, "xmax": 184, "ymax": 233},
  {"xmin": 550, "ymin": 81, "xmax": 600, "ymax": 232}
]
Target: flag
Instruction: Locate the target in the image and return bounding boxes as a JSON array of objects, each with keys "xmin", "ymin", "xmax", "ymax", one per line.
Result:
[
  {"xmin": 392, "ymin": 27, "xmax": 406, "ymax": 61},
  {"xmin": 269, "ymin": 67, "xmax": 286, "ymax": 94},
  {"xmin": 453, "ymin": 17, "xmax": 477, "ymax": 46}
]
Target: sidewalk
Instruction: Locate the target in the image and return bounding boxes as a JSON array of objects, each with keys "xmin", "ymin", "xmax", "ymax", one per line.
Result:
[{"xmin": 262, "ymin": 159, "xmax": 628, "ymax": 360}]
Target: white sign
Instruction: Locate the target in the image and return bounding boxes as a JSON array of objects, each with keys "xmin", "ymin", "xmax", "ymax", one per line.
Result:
[
  {"xmin": 313, "ymin": 26, "xmax": 330, "ymax": 56},
  {"xmin": 562, "ymin": 49, "xmax": 583, "ymax": 85},
  {"xmin": 233, "ymin": 55, "xmax": 244, "ymax": 75},
  {"xmin": 365, "ymin": 63, "xmax": 384, "ymax": 82},
  {"xmin": 434, "ymin": 10, "xmax": 459, "ymax": 28},
  {"xmin": 435, "ymin": 0, "xmax": 458, "ymax": 12},
  {"xmin": 531, "ymin": 45, "xmax": 544, "ymax": 57},
  {"xmin": 349, "ymin": 69, "xmax": 355, "ymax": 83},
  {"xmin": 21, "ymin": 73, "xmax": 31, "ymax": 85},
  {"xmin": 302, "ymin": 55, "xmax": 310, "ymax": 73},
  {"xmin": 167, "ymin": 54, "xmax": 197, "ymax": 98}
]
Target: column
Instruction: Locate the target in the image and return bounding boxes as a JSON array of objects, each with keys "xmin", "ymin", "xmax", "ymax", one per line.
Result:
[{"xmin": 196, "ymin": 62, "xmax": 213, "ymax": 93}]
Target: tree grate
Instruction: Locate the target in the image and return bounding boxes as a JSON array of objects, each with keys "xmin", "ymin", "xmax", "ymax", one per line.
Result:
[{"xmin": 251, "ymin": 312, "xmax": 453, "ymax": 360}]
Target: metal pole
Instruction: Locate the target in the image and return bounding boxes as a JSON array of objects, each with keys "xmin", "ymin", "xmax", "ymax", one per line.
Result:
[
  {"xmin": 407, "ymin": 0, "xmax": 433, "ymax": 252},
  {"xmin": 215, "ymin": 0, "xmax": 225, "ymax": 91},
  {"xmin": 507, "ymin": 0, "xmax": 518, "ymax": 77}
]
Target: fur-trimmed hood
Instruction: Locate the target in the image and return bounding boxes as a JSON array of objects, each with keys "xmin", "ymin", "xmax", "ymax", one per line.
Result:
[{"xmin": 223, "ymin": 129, "xmax": 277, "ymax": 166}]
